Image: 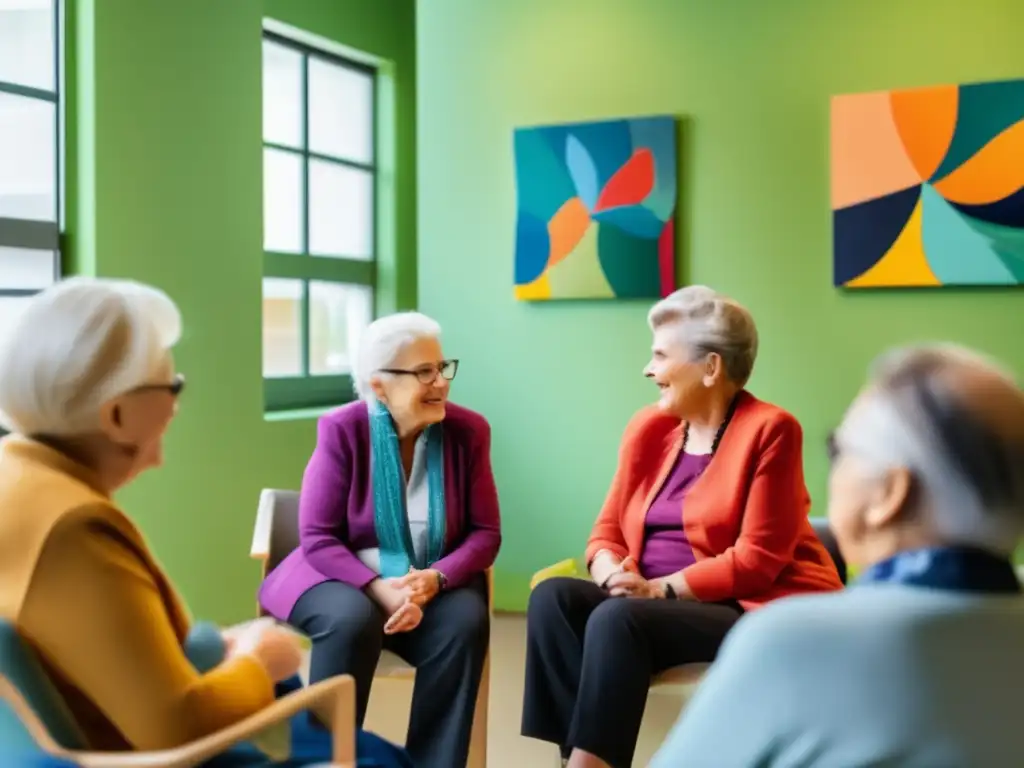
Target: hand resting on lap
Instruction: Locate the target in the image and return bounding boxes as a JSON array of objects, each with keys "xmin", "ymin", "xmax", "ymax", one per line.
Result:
[
  {"xmin": 222, "ymin": 618, "xmax": 305, "ymax": 681},
  {"xmin": 366, "ymin": 576, "xmax": 424, "ymax": 634}
]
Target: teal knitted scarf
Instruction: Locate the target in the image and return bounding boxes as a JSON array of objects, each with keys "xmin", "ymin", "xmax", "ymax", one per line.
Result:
[{"xmin": 369, "ymin": 400, "xmax": 447, "ymax": 578}]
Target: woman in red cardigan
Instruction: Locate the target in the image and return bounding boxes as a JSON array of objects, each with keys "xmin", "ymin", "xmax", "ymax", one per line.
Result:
[{"xmin": 521, "ymin": 286, "xmax": 843, "ymax": 768}]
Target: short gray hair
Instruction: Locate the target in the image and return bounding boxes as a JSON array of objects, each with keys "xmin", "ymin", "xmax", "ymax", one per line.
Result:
[
  {"xmin": 841, "ymin": 344, "xmax": 1024, "ymax": 555},
  {"xmin": 0, "ymin": 277, "xmax": 182, "ymax": 436},
  {"xmin": 648, "ymin": 285, "xmax": 759, "ymax": 385},
  {"xmin": 353, "ymin": 311, "xmax": 442, "ymax": 402}
]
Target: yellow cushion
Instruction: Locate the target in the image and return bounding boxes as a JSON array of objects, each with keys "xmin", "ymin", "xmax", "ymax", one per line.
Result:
[{"xmin": 530, "ymin": 558, "xmax": 583, "ymax": 590}]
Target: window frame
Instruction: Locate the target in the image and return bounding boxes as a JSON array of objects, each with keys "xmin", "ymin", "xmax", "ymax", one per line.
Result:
[
  {"xmin": 261, "ymin": 30, "xmax": 378, "ymax": 413},
  {"xmin": 0, "ymin": 0, "xmax": 63, "ymax": 302}
]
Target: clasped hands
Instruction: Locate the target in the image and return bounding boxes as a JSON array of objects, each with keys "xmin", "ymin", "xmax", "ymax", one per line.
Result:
[
  {"xmin": 369, "ymin": 567, "xmax": 442, "ymax": 635},
  {"xmin": 594, "ymin": 555, "xmax": 668, "ymax": 599},
  {"xmin": 216, "ymin": 568, "xmax": 440, "ymax": 683}
]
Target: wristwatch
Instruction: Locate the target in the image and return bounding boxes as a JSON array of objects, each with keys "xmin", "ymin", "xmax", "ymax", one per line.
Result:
[
  {"xmin": 663, "ymin": 582, "xmax": 677, "ymax": 600},
  {"xmin": 436, "ymin": 570, "xmax": 448, "ymax": 591}
]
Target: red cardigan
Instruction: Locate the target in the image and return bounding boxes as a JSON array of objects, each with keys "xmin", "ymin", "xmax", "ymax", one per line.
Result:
[{"xmin": 586, "ymin": 391, "xmax": 843, "ymax": 610}]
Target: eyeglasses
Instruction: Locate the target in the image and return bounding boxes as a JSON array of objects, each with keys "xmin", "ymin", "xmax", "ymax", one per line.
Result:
[
  {"xmin": 826, "ymin": 431, "xmax": 843, "ymax": 463},
  {"xmin": 131, "ymin": 373, "xmax": 186, "ymax": 397},
  {"xmin": 379, "ymin": 359, "xmax": 459, "ymax": 385}
]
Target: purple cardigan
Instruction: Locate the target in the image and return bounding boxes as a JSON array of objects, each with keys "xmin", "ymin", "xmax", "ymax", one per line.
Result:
[{"xmin": 258, "ymin": 400, "xmax": 502, "ymax": 621}]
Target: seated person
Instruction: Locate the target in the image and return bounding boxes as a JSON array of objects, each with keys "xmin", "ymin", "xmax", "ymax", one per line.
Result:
[
  {"xmin": 521, "ymin": 285, "xmax": 844, "ymax": 768},
  {"xmin": 0, "ymin": 278, "xmax": 408, "ymax": 767},
  {"xmin": 259, "ymin": 311, "xmax": 501, "ymax": 768},
  {"xmin": 651, "ymin": 344, "xmax": 1024, "ymax": 767}
]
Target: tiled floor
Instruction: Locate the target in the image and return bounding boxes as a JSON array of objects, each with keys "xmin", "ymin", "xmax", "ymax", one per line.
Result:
[{"xmin": 362, "ymin": 614, "xmax": 692, "ymax": 768}]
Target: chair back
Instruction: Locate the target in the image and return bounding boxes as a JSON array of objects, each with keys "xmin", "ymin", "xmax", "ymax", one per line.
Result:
[
  {"xmin": 252, "ymin": 489, "xmax": 301, "ymax": 575},
  {"xmin": 0, "ymin": 621, "xmax": 83, "ymax": 751},
  {"xmin": 810, "ymin": 518, "xmax": 847, "ymax": 585}
]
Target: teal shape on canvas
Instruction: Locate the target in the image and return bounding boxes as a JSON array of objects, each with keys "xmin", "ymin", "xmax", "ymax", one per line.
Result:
[
  {"xmin": 598, "ymin": 221, "xmax": 662, "ymax": 298},
  {"xmin": 565, "ymin": 134, "xmax": 600, "ymax": 211},
  {"xmin": 994, "ymin": 249, "xmax": 1024, "ymax": 281},
  {"xmin": 958, "ymin": 215, "xmax": 1024, "ymax": 281},
  {"xmin": 920, "ymin": 184, "xmax": 1017, "ymax": 285},
  {"xmin": 959, "ymin": 214, "xmax": 1024, "ymax": 258},
  {"xmin": 628, "ymin": 116, "xmax": 677, "ymax": 221},
  {"xmin": 931, "ymin": 79, "xmax": 1024, "ymax": 182},
  {"xmin": 513, "ymin": 128, "xmax": 576, "ymax": 221},
  {"xmin": 539, "ymin": 124, "xmax": 571, "ymax": 162},
  {"xmin": 514, "ymin": 212, "xmax": 550, "ymax": 285},
  {"xmin": 592, "ymin": 206, "xmax": 665, "ymax": 239},
  {"xmin": 566, "ymin": 120, "xmax": 634, "ymax": 191}
]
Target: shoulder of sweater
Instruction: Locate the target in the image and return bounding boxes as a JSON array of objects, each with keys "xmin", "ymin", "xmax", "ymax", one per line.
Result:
[
  {"xmin": 316, "ymin": 400, "xmax": 488, "ymax": 443},
  {"xmin": 726, "ymin": 587, "xmax": 976, "ymax": 652},
  {"xmin": 718, "ymin": 592, "xmax": 858, "ymax": 665},
  {"xmin": 48, "ymin": 500, "xmax": 143, "ymax": 542},
  {"xmin": 731, "ymin": 392, "xmax": 803, "ymax": 451},
  {"xmin": 319, "ymin": 400, "xmax": 369, "ymax": 433},
  {"xmin": 442, "ymin": 402, "xmax": 490, "ymax": 437},
  {"xmin": 736, "ymin": 391, "xmax": 801, "ymax": 431},
  {"xmin": 622, "ymin": 405, "xmax": 679, "ymax": 444}
]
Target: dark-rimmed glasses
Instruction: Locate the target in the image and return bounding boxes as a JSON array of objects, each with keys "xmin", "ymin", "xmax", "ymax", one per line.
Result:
[
  {"xmin": 131, "ymin": 373, "xmax": 186, "ymax": 397},
  {"xmin": 379, "ymin": 359, "xmax": 459, "ymax": 385}
]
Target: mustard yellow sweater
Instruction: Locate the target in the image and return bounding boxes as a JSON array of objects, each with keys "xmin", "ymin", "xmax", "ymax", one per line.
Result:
[{"xmin": 0, "ymin": 436, "xmax": 274, "ymax": 751}]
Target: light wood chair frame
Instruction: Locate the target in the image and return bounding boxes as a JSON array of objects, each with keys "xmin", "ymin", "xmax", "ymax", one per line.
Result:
[
  {"xmin": 251, "ymin": 488, "xmax": 490, "ymax": 768},
  {"xmin": 0, "ymin": 674, "xmax": 356, "ymax": 768}
]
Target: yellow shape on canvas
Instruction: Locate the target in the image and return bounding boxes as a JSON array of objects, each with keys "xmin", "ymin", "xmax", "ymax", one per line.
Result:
[
  {"xmin": 514, "ymin": 272, "xmax": 552, "ymax": 300},
  {"xmin": 846, "ymin": 197, "xmax": 941, "ymax": 287}
]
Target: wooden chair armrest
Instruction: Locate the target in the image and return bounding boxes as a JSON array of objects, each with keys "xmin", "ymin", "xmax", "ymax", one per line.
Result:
[{"xmin": 55, "ymin": 676, "xmax": 356, "ymax": 768}]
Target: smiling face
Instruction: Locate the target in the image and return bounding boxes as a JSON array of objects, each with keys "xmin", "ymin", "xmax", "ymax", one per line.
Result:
[
  {"xmin": 643, "ymin": 323, "xmax": 719, "ymax": 420},
  {"xmin": 371, "ymin": 335, "xmax": 451, "ymax": 434}
]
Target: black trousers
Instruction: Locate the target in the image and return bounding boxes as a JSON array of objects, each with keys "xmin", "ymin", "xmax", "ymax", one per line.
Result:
[
  {"xmin": 521, "ymin": 577, "xmax": 743, "ymax": 768},
  {"xmin": 289, "ymin": 575, "xmax": 489, "ymax": 768}
]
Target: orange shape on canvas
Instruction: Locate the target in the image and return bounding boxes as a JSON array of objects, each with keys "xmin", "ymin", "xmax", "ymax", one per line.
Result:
[
  {"xmin": 547, "ymin": 197, "xmax": 591, "ymax": 268},
  {"xmin": 831, "ymin": 91, "xmax": 923, "ymax": 210},
  {"xmin": 890, "ymin": 85, "xmax": 959, "ymax": 182},
  {"xmin": 932, "ymin": 120, "xmax": 1024, "ymax": 205}
]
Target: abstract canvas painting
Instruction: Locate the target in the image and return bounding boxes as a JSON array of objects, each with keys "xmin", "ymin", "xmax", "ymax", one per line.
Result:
[
  {"xmin": 831, "ymin": 78, "xmax": 1024, "ymax": 288},
  {"xmin": 513, "ymin": 116, "xmax": 677, "ymax": 301}
]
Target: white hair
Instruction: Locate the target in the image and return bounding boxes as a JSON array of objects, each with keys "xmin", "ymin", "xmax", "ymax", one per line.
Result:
[
  {"xmin": 840, "ymin": 344, "xmax": 1024, "ymax": 555},
  {"xmin": 648, "ymin": 285, "xmax": 759, "ymax": 385},
  {"xmin": 0, "ymin": 277, "xmax": 182, "ymax": 436},
  {"xmin": 352, "ymin": 311, "xmax": 442, "ymax": 402}
]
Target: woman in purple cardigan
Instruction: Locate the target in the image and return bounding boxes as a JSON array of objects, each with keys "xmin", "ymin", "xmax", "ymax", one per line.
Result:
[{"xmin": 258, "ymin": 312, "xmax": 501, "ymax": 768}]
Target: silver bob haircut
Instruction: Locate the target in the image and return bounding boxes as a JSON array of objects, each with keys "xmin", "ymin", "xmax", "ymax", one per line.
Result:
[
  {"xmin": 647, "ymin": 285, "xmax": 759, "ymax": 386},
  {"xmin": 841, "ymin": 344, "xmax": 1024, "ymax": 555},
  {"xmin": 352, "ymin": 311, "xmax": 442, "ymax": 402},
  {"xmin": 0, "ymin": 277, "xmax": 181, "ymax": 436}
]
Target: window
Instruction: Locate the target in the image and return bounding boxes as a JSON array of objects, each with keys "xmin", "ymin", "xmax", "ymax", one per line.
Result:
[
  {"xmin": 262, "ymin": 32, "xmax": 376, "ymax": 411},
  {"xmin": 0, "ymin": 0, "xmax": 62, "ymax": 335}
]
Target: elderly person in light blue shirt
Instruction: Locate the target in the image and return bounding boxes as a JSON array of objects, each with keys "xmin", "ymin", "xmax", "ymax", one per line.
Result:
[{"xmin": 651, "ymin": 343, "xmax": 1024, "ymax": 768}]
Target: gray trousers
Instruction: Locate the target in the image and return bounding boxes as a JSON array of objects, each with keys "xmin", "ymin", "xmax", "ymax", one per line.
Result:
[{"xmin": 289, "ymin": 575, "xmax": 489, "ymax": 768}]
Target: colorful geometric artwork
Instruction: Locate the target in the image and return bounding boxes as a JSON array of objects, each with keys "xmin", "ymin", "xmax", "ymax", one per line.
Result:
[
  {"xmin": 831, "ymin": 78, "xmax": 1024, "ymax": 288},
  {"xmin": 513, "ymin": 116, "xmax": 677, "ymax": 301}
]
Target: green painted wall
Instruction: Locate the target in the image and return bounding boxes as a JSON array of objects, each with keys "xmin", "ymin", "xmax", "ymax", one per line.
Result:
[
  {"xmin": 416, "ymin": 0, "xmax": 1024, "ymax": 611},
  {"xmin": 69, "ymin": 0, "xmax": 415, "ymax": 623}
]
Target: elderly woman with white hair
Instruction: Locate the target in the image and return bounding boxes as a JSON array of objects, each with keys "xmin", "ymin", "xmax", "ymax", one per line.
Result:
[
  {"xmin": 258, "ymin": 311, "xmax": 501, "ymax": 768},
  {"xmin": 0, "ymin": 278, "xmax": 410, "ymax": 766},
  {"xmin": 521, "ymin": 285, "xmax": 844, "ymax": 768},
  {"xmin": 651, "ymin": 343, "xmax": 1024, "ymax": 767}
]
